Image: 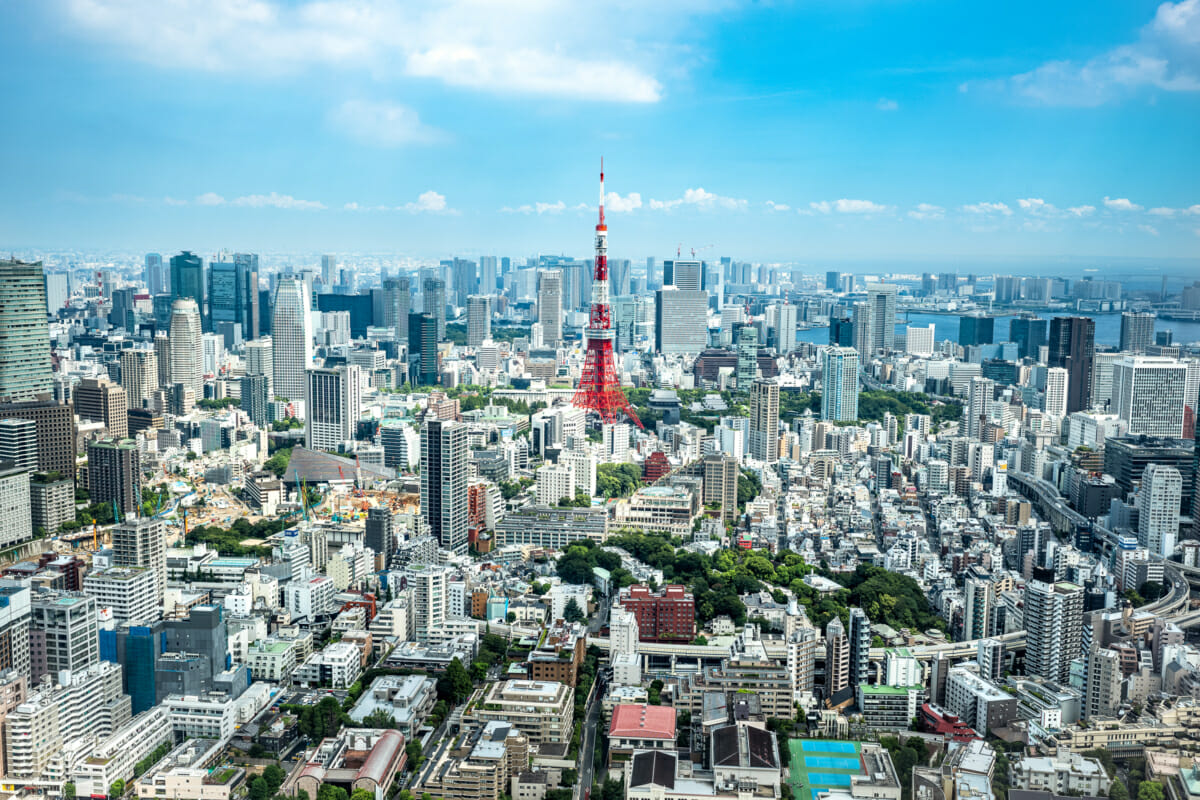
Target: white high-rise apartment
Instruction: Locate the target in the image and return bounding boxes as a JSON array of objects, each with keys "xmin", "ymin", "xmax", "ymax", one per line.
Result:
[
  {"xmin": 1044, "ymin": 367, "xmax": 1069, "ymax": 421},
  {"xmin": 272, "ymin": 277, "xmax": 314, "ymax": 403},
  {"xmin": 749, "ymin": 379, "xmax": 780, "ymax": 462},
  {"xmin": 305, "ymin": 365, "xmax": 363, "ymax": 451},
  {"xmin": 538, "ymin": 269, "xmax": 563, "ymax": 346},
  {"xmin": 1111, "ymin": 355, "xmax": 1187, "ymax": 437},
  {"xmin": 536, "ymin": 463, "xmax": 575, "ymax": 505},
  {"xmin": 905, "ymin": 324, "xmax": 935, "ymax": 356},
  {"xmin": 821, "ymin": 347, "xmax": 859, "ymax": 422},
  {"xmin": 467, "ymin": 295, "xmax": 492, "ymax": 347},
  {"xmin": 244, "ymin": 337, "xmax": 273, "ymax": 397},
  {"xmin": 1138, "ymin": 464, "xmax": 1181, "ymax": 558},
  {"xmin": 83, "ymin": 566, "xmax": 158, "ymax": 623},
  {"xmin": 1024, "ymin": 575, "xmax": 1083, "ymax": 684},
  {"xmin": 773, "ymin": 302, "xmax": 798, "ymax": 354},
  {"xmin": 111, "ymin": 516, "xmax": 167, "ymax": 604},
  {"xmin": 966, "ymin": 376, "xmax": 996, "ymax": 439},
  {"xmin": 118, "ymin": 348, "xmax": 158, "ymax": 410},
  {"xmin": 168, "ymin": 298, "xmax": 203, "ymax": 399},
  {"xmin": 399, "ymin": 564, "xmax": 451, "ymax": 643}
]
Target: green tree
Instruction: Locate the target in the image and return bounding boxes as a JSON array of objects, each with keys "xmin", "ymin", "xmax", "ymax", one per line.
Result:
[
  {"xmin": 1138, "ymin": 783, "xmax": 1164, "ymax": 800},
  {"xmin": 318, "ymin": 786, "xmax": 349, "ymax": 800},
  {"xmin": 557, "ymin": 552, "xmax": 594, "ymax": 584},
  {"xmin": 263, "ymin": 764, "xmax": 286, "ymax": 794},
  {"xmin": 406, "ymin": 739, "xmax": 424, "ymax": 771},
  {"xmin": 1109, "ymin": 782, "xmax": 1129, "ymax": 800},
  {"xmin": 506, "ymin": 611, "xmax": 517, "ymax": 623},
  {"xmin": 109, "ymin": 779, "xmax": 125, "ymax": 800},
  {"xmin": 563, "ymin": 598, "xmax": 586, "ymax": 623},
  {"xmin": 351, "ymin": 790, "xmax": 375, "ymax": 800},
  {"xmin": 64, "ymin": 784, "xmax": 76, "ymax": 800},
  {"xmin": 248, "ymin": 777, "xmax": 270, "ymax": 800},
  {"xmin": 562, "ymin": 768, "xmax": 578, "ymax": 785},
  {"xmin": 438, "ymin": 657, "xmax": 474, "ymax": 704}
]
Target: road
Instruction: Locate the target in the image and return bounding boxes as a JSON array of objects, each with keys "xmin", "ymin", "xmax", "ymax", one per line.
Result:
[{"xmin": 577, "ymin": 680, "xmax": 603, "ymax": 798}]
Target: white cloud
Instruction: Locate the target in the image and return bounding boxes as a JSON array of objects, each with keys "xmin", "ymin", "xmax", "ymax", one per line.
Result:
[
  {"xmin": 233, "ymin": 192, "xmax": 326, "ymax": 210},
  {"xmin": 962, "ymin": 201, "xmax": 1013, "ymax": 216},
  {"xmin": 196, "ymin": 192, "xmax": 226, "ymax": 206},
  {"xmin": 500, "ymin": 204, "xmax": 534, "ymax": 214},
  {"xmin": 536, "ymin": 201, "xmax": 567, "ymax": 215},
  {"xmin": 606, "ymin": 192, "xmax": 642, "ymax": 213},
  {"xmin": 1006, "ymin": 0, "xmax": 1200, "ymax": 105},
  {"xmin": 1149, "ymin": 206, "xmax": 1177, "ymax": 217},
  {"xmin": 1017, "ymin": 197, "xmax": 1050, "ymax": 212},
  {"xmin": 908, "ymin": 203, "xmax": 944, "ymax": 220},
  {"xmin": 328, "ymin": 100, "xmax": 440, "ymax": 147},
  {"xmin": 1189, "ymin": 205, "xmax": 1200, "ymax": 215},
  {"xmin": 1066, "ymin": 205, "xmax": 1096, "ymax": 217},
  {"xmin": 649, "ymin": 188, "xmax": 747, "ymax": 211},
  {"xmin": 163, "ymin": 196, "xmax": 188, "ymax": 206},
  {"xmin": 344, "ymin": 202, "xmax": 361, "ymax": 211},
  {"xmin": 765, "ymin": 200, "xmax": 791, "ymax": 212},
  {"xmin": 398, "ymin": 190, "xmax": 453, "ymax": 214},
  {"xmin": 59, "ymin": 0, "xmax": 677, "ymax": 103},
  {"xmin": 876, "ymin": 97, "xmax": 899, "ymax": 111},
  {"xmin": 810, "ymin": 198, "xmax": 890, "ymax": 214},
  {"xmin": 1138, "ymin": 224, "xmax": 1161, "ymax": 236},
  {"xmin": 1104, "ymin": 196, "xmax": 1143, "ymax": 211}
]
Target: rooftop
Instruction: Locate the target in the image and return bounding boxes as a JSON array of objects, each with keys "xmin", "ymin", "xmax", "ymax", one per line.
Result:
[{"xmin": 610, "ymin": 704, "xmax": 677, "ymax": 740}]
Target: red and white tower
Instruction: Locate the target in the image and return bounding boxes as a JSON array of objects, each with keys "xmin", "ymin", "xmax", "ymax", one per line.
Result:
[{"xmin": 572, "ymin": 160, "xmax": 643, "ymax": 428}]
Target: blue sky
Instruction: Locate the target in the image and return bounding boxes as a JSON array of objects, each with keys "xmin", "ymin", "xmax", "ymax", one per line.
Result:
[{"xmin": 2, "ymin": 0, "xmax": 1199, "ymax": 266}]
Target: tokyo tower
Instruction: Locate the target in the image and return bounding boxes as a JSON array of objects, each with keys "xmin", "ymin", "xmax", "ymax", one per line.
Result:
[{"xmin": 572, "ymin": 161, "xmax": 643, "ymax": 429}]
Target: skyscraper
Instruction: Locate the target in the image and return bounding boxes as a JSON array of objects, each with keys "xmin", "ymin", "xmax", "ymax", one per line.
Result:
[
  {"xmin": 1044, "ymin": 368, "xmax": 1069, "ymax": 421},
  {"xmin": 821, "ymin": 347, "xmax": 859, "ymax": 422},
  {"xmin": 145, "ymin": 253, "xmax": 165, "ymax": 295},
  {"xmin": 118, "ymin": 348, "xmax": 158, "ymax": 410},
  {"xmin": 654, "ymin": 289, "xmax": 708, "ymax": 354},
  {"xmin": 1111, "ymin": 355, "xmax": 1187, "ymax": 437},
  {"xmin": 749, "ymin": 379, "xmax": 780, "ymax": 462},
  {"xmin": 773, "ymin": 302, "xmax": 798, "ymax": 354},
  {"xmin": 74, "ymin": 377, "xmax": 128, "ymax": 440},
  {"xmin": 663, "ymin": 259, "xmax": 702, "ymax": 291},
  {"xmin": 1048, "ymin": 316, "xmax": 1095, "ymax": 413},
  {"xmin": 240, "ymin": 373, "xmax": 270, "ymax": 428},
  {"xmin": 271, "ymin": 277, "xmax": 314, "ymax": 403},
  {"xmin": 1119, "ymin": 312, "xmax": 1155, "ymax": 353},
  {"xmin": 380, "ymin": 277, "xmax": 411, "ymax": 342},
  {"xmin": 305, "ymin": 366, "xmax": 362, "ymax": 451},
  {"xmin": 1010, "ymin": 315, "xmax": 1048, "ymax": 361},
  {"xmin": 422, "ymin": 277, "xmax": 447, "ymax": 340},
  {"xmin": 154, "ymin": 332, "xmax": 171, "ymax": 387},
  {"xmin": 848, "ymin": 607, "xmax": 871, "ymax": 689},
  {"xmin": 958, "ymin": 313, "xmax": 994, "ymax": 347},
  {"xmin": 168, "ymin": 299, "xmax": 203, "ymax": 401},
  {"xmin": 825, "ymin": 617, "xmax": 849, "ymax": 695},
  {"xmin": 0, "ymin": 260, "xmax": 53, "ymax": 403},
  {"xmin": 0, "ymin": 419, "xmax": 38, "ymax": 471},
  {"xmin": 866, "ymin": 284, "xmax": 897, "ymax": 353},
  {"xmin": 1138, "ymin": 463, "xmax": 1181, "ymax": 557},
  {"xmin": 421, "ymin": 419, "xmax": 468, "ymax": 555},
  {"xmin": 966, "ymin": 376, "xmax": 996, "ymax": 439},
  {"xmin": 735, "ymin": 325, "xmax": 759, "ymax": 389},
  {"xmin": 451, "ymin": 258, "xmax": 478, "ymax": 306},
  {"xmin": 851, "ymin": 302, "xmax": 872, "ymax": 357},
  {"xmin": 244, "ymin": 337, "xmax": 273, "ymax": 398},
  {"xmin": 86, "ymin": 438, "xmax": 141, "ymax": 519},
  {"xmin": 112, "ymin": 516, "xmax": 167, "ymax": 605},
  {"xmin": 321, "ymin": 254, "xmax": 337, "ymax": 290},
  {"xmin": 408, "ymin": 312, "xmax": 439, "ymax": 386},
  {"xmin": 467, "ymin": 295, "xmax": 492, "ymax": 347},
  {"xmin": 169, "ymin": 251, "xmax": 205, "ymax": 325},
  {"xmin": 1024, "ymin": 570, "xmax": 1083, "ymax": 684},
  {"xmin": 537, "ymin": 270, "xmax": 563, "ymax": 346},
  {"xmin": 479, "ymin": 256, "xmax": 498, "ymax": 294}
]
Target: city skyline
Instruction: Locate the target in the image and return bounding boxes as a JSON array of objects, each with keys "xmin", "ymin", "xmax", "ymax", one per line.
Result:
[{"xmin": 1, "ymin": 1, "xmax": 1199, "ymax": 262}]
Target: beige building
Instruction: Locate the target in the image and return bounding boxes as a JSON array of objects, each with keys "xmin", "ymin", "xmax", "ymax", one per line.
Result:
[
  {"xmin": 464, "ymin": 680, "xmax": 574, "ymax": 746},
  {"xmin": 616, "ymin": 485, "xmax": 698, "ymax": 536},
  {"xmin": 414, "ymin": 720, "xmax": 530, "ymax": 800}
]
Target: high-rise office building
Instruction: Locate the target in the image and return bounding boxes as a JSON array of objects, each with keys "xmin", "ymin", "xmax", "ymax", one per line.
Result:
[
  {"xmin": 153, "ymin": 332, "xmax": 171, "ymax": 387},
  {"xmin": 1120, "ymin": 312, "xmax": 1155, "ymax": 353},
  {"xmin": 735, "ymin": 325, "xmax": 759, "ymax": 389},
  {"xmin": 663, "ymin": 260, "xmax": 702, "ymax": 291},
  {"xmin": 0, "ymin": 419, "xmax": 38, "ymax": 471},
  {"xmin": 1044, "ymin": 368, "xmax": 1069, "ymax": 421},
  {"xmin": 1048, "ymin": 316, "xmax": 1095, "ymax": 413},
  {"xmin": 959, "ymin": 313, "xmax": 995, "ymax": 347},
  {"xmin": 145, "ymin": 253, "xmax": 165, "ymax": 295},
  {"xmin": 243, "ymin": 337, "xmax": 272, "ymax": 394},
  {"xmin": 450, "ymin": 258, "xmax": 478, "ymax": 306},
  {"xmin": 118, "ymin": 348, "xmax": 158, "ymax": 410},
  {"xmin": 821, "ymin": 347, "xmax": 859, "ymax": 422},
  {"xmin": 168, "ymin": 299, "xmax": 204, "ymax": 401},
  {"xmin": 74, "ymin": 377, "xmax": 128, "ymax": 440},
  {"xmin": 305, "ymin": 365, "xmax": 362, "ymax": 451},
  {"xmin": 272, "ymin": 277, "xmax": 314, "ymax": 403},
  {"xmin": 207, "ymin": 254, "xmax": 259, "ymax": 342},
  {"xmin": 905, "ymin": 324, "xmax": 935, "ymax": 356},
  {"xmin": 537, "ymin": 270, "xmax": 563, "ymax": 346},
  {"xmin": 1024, "ymin": 570, "xmax": 1083, "ymax": 684},
  {"xmin": 408, "ymin": 312, "xmax": 439, "ymax": 386},
  {"xmin": 240, "ymin": 374, "xmax": 270, "ymax": 428},
  {"xmin": 29, "ymin": 592, "xmax": 99, "ymax": 682},
  {"xmin": 0, "ymin": 260, "xmax": 53, "ymax": 403},
  {"xmin": 654, "ymin": 289, "xmax": 708, "ymax": 355},
  {"xmin": 851, "ymin": 303, "xmax": 872, "ymax": 358},
  {"xmin": 0, "ymin": 463, "xmax": 32, "ymax": 549},
  {"xmin": 86, "ymin": 438, "xmax": 141, "ymax": 519},
  {"xmin": 1138, "ymin": 463, "xmax": 1181, "ymax": 557},
  {"xmin": 825, "ymin": 271, "xmax": 840, "ymax": 291},
  {"xmin": 479, "ymin": 256, "xmax": 498, "ymax": 294},
  {"xmin": 1111, "ymin": 356, "xmax": 1187, "ymax": 437},
  {"xmin": 169, "ymin": 251, "xmax": 205, "ymax": 325},
  {"xmin": 0, "ymin": 582, "xmax": 31, "ymax": 680},
  {"xmin": 610, "ymin": 258, "xmax": 631, "ymax": 297},
  {"xmin": 364, "ymin": 507, "xmax": 398, "ymax": 558},
  {"xmin": 0, "ymin": 399, "xmax": 75, "ymax": 479},
  {"xmin": 422, "ymin": 277, "xmax": 447, "ymax": 341},
  {"xmin": 321, "ymin": 254, "xmax": 337, "ymax": 289},
  {"xmin": 773, "ymin": 302, "xmax": 798, "ymax": 354},
  {"xmin": 421, "ymin": 419, "xmax": 468, "ymax": 555},
  {"xmin": 866, "ymin": 284, "xmax": 897, "ymax": 353},
  {"xmin": 749, "ymin": 379, "xmax": 780, "ymax": 462},
  {"xmin": 467, "ymin": 295, "xmax": 492, "ymax": 347},
  {"xmin": 111, "ymin": 517, "xmax": 166, "ymax": 606},
  {"xmin": 1010, "ymin": 316, "xmax": 1048, "ymax": 361},
  {"xmin": 380, "ymin": 277, "xmax": 411, "ymax": 342}
]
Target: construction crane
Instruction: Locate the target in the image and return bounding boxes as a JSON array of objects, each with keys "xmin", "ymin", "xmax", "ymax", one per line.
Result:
[
  {"xmin": 691, "ymin": 244, "xmax": 714, "ymax": 258},
  {"xmin": 292, "ymin": 468, "xmax": 308, "ymax": 522}
]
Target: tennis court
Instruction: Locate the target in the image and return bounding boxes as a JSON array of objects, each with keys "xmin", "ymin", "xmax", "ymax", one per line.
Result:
[{"xmin": 788, "ymin": 740, "xmax": 865, "ymax": 800}]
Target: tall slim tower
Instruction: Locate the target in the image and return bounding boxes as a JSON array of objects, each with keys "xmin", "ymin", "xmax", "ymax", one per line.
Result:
[
  {"xmin": 168, "ymin": 299, "xmax": 203, "ymax": 400},
  {"xmin": 572, "ymin": 162, "xmax": 642, "ymax": 428},
  {"xmin": 272, "ymin": 277, "xmax": 314, "ymax": 403}
]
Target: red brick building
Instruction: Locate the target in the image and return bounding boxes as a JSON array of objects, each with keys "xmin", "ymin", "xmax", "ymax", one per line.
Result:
[
  {"xmin": 617, "ymin": 584, "xmax": 695, "ymax": 642},
  {"xmin": 643, "ymin": 451, "xmax": 670, "ymax": 482}
]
